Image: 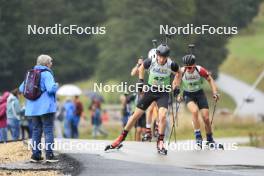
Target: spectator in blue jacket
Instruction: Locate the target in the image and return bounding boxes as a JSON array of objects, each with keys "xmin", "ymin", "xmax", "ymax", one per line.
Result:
[
  {"xmin": 63, "ymin": 97, "xmax": 76, "ymax": 138},
  {"xmin": 19, "ymin": 54, "xmax": 59, "ymax": 163},
  {"xmin": 6, "ymin": 88, "xmax": 21, "ymax": 140},
  {"xmin": 91, "ymin": 102, "xmax": 108, "ymax": 138}
]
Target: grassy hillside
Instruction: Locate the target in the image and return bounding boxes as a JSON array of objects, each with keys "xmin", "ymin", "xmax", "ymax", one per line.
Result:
[
  {"xmin": 221, "ymin": 3, "xmax": 264, "ymax": 92},
  {"xmin": 79, "ymin": 112, "xmax": 264, "ymax": 141}
]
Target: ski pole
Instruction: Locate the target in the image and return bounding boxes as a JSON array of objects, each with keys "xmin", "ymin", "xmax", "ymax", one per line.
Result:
[
  {"xmin": 210, "ymin": 99, "xmax": 218, "ymax": 125},
  {"xmin": 175, "ymin": 100, "xmax": 181, "ymax": 127},
  {"xmin": 168, "ymin": 93, "xmax": 174, "ymax": 145},
  {"xmin": 168, "ymin": 93, "xmax": 177, "ymax": 145}
]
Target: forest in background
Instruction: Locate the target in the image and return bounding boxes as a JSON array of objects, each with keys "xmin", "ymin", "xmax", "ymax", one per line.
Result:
[{"xmin": 0, "ymin": 0, "xmax": 262, "ymax": 91}]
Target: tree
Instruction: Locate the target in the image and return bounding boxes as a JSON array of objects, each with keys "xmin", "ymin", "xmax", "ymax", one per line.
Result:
[
  {"xmin": 95, "ymin": 0, "xmax": 195, "ymax": 82},
  {"xmin": 0, "ymin": 0, "xmax": 262, "ymax": 91}
]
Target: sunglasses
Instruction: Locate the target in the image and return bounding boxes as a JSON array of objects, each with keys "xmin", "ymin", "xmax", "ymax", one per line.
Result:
[{"xmin": 185, "ymin": 66, "xmax": 195, "ymax": 70}]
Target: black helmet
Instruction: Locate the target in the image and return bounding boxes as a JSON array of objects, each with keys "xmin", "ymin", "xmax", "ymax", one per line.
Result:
[
  {"xmin": 182, "ymin": 54, "xmax": 195, "ymax": 66},
  {"xmin": 156, "ymin": 44, "xmax": 170, "ymax": 57}
]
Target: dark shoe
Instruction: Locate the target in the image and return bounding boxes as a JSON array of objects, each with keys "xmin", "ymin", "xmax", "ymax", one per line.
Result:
[
  {"xmin": 157, "ymin": 140, "xmax": 167, "ymax": 155},
  {"xmin": 142, "ymin": 128, "xmax": 152, "ymax": 142},
  {"xmin": 105, "ymin": 143, "xmax": 123, "ymax": 151},
  {"xmin": 30, "ymin": 155, "xmax": 44, "ymax": 163},
  {"xmin": 105, "ymin": 130, "xmax": 128, "ymax": 151},
  {"xmin": 46, "ymin": 154, "xmax": 59, "ymax": 163},
  {"xmin": 195, "ymin": 138, "xmax": 203, "ymax": 149},
  {"xmin": 206, "ymin": 140, "xmax": 224, "ymax": 150},
  {"xmin": 111, "ymin": 134, "xmax": 125, "ymax": 148}
]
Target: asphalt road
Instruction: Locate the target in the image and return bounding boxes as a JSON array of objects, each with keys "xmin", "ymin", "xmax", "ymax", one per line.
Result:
[
  {"xmin": 216, "ymin": 73, "xmax": 264, "ymax": 117},
  {"xmin": 68, "ymin": 153, "xmax": 241, "ymax": 176},
  {"xmin": 55, "ymin": 138, "xmax": 264, "ymax": 176}
]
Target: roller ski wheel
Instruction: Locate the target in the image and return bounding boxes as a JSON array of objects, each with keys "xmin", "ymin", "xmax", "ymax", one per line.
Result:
[
  {"xmin": 157, "ymin": 147, "xmax": 167, "ymax": 155},
  {"xmin": 206, "ymin": 141, "xmax": 224, "ymax": 150},
  {"xmin": 142, "ymin": 133, "xmax": 152, "ymax": 142},
  {"xmin": 142, "ymin": 129, "xmax": 152, "ymax": 142},
  {"xmin": 157, "ymin": 141, "xmax": 167, "ymax": 155},
  {"xmin": 105, "ymin": 133, "xmax": 125, "ymax": 151}
]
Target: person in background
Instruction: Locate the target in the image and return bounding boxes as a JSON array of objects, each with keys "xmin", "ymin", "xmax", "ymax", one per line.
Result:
[
  {"xmin": 6, "ymin": 88, "xmax": 21, "ymax": 140},
  {"xmin": 0, "ymin": 92, "xmax": 10, "ymax": 143},
  {"xmin": 91, "ymin": 101, "xmax": 108, "ymax": 139},
  {"xmin": 120, "ymin": 93, "xmax": 134, "ymax": 127},
  {"xmin": 54, "ymin": 98, "xmax": 64, "ymax": 138},
  {"xmin": 73, "ymin": 95, "xmax": 83, "ymax": 138},
  {"xmin": 131, "ymin": 58, "xmax": 158, "ymax": 142},
  {"xmin": 101, "ymin": 109, "xmax": 109, "ymax": 124},
  {"xmin": 19, "ymin": 54, "xmax": 59, "ymax": 162},
  {"xmin": 63, "ymin": 97, "xmax": 76, "ymax": 138},
  {"xmin": 20, "ymin": 105, "xmax": 31, "ymax": 140},
  {"xmin": 133, "ymin": 93, "xmax": 147, "ymax": 141}
]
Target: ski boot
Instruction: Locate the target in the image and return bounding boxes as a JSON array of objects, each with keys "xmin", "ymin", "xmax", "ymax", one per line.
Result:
[
  {"xmin": 105, "ymin": 130, "xmax": 128, "ymax": 151},
  {"xmin": 142, "ymin": 128, "xmax": 152, "ymax": 142},
  {"xmin": 195, "ymin": 138, "xmax": 203, "ymax": 150},
  {"xmin": 157, "ymin": 134, "xmax": 167, "ymax": 155},
  {"xmin": 194, "ymin": 130, "xmax": 203, "ymax": 150},
  {"xmin": 205, "ymin": 133, "xmax": 224, "ymax": 150}
]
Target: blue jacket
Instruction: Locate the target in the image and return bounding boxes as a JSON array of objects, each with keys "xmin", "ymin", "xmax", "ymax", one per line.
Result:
[
  {"xmin": 63, "ymin": 100, "xmax": 76, "ymax": 120},
  {"xmin": 92, "ymin": 108, "xmax": 102, "ymax": 126},
  {"xmin": 19, "ymin": 65, "xmax": 58, "ymax": 116}
]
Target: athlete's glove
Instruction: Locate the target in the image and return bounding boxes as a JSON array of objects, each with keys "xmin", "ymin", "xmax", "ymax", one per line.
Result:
[
  {"xmin": 213, "ymin": 92, "xmax": 220, "ymax": 101},
  {"xmin": 137, "ymin": 79, "xmax": 144, "ymax": 93},
  {"xmin": 173, "ymin": 87, "xmax": 180, "ymax": 97}
]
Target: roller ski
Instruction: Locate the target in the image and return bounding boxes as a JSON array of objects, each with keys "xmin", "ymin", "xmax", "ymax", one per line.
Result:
[
  {"xmin": 104, "ymin": 143, "xmax": 123, "ymax": 151},
  {"xmin": 157, "ymin": 134, "xmax": 167, "ymax": 155},
  {"xmin": 142, "ymin": 128, "xmax": 152, "ymax": 142},
  {"xmin": 105, "ymin": 130, "xmax": 127, "ymax": 151},
  {"xmin": 204, "ymin": 133, "xmax": 224, "ymax": 150},
  {"xmin": 206, "ymin": 140, "xmax": 224, "ymax": 150}
]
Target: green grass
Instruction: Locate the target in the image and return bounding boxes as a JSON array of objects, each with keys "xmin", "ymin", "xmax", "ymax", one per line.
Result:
[
  {"xmin": 79, "ymin": 112, "xmax": 264, "ymax": 142},
  {"xmin": 247, "ymin": 133, "xmax": 264, "ymax": 147},
  {"xmin": 221, "ymin": 3, "xmax": 264, "ymax": 91},
  {"xmin": 217, "ymin": 90, "xmax": 236, "ymax": 110},
  {"xmin": 221, "ymin": 56, "xmax": 264, "ymax": 91},
  {"xmin": 203, "ymin": 84, "xmax": 236, "ymax": 110},
  {"xmin": 79, "ymin": 123, "xmax": 136, "ymax": 141},
  {"xmin": 171, "ymin": 111, "xmax": 264, "ymax": 140}
]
